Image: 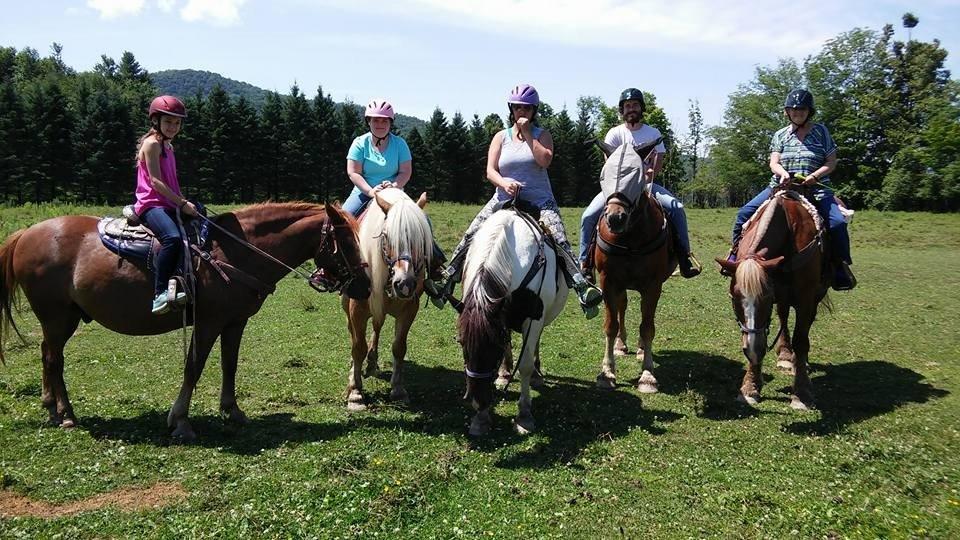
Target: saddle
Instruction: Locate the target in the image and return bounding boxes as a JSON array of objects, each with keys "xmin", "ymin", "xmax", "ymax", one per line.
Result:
[{"xmin": 98, "ymin": 204, "xmax": 211, "ymax": 270}]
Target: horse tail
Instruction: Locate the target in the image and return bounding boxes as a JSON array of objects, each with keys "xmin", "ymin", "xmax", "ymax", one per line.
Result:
[
  {"xmin": 0, "ymin": 229, "xmax": 26, "ymax": 365},
  {"xmin": 458, "ymin": 217, "xmax": 515, "ymax": 363},
  {"xmin": 735, "ymin": 258, "xmax": 768, "ymax": 303}
]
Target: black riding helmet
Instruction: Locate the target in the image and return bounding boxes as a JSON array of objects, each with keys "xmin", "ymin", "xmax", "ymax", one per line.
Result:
[
  {"xmin": 618, "ymin": 88, "xmax": 646, "ymax": 114},
  {"xmin": 784, "ymin": 88, "xmax": 815, "ymax": 117}
]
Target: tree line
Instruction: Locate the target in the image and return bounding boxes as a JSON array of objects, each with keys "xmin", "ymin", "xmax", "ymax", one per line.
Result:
[{"xmin": 1, "ymin": 13, "xmax": 957, "ymax": 210}]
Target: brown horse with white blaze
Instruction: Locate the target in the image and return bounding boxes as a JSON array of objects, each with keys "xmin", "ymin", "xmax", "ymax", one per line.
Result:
[
  {"xmin": 0, "ymin": 202, "xmax": 370, "ymax": 440},
  {"xmin": 716, "ymin": 188, "xmax": 828, "ymax": 410},
  {"xmin": 592, "ymin": 141, "xmax": 677, "ymax": 393}
]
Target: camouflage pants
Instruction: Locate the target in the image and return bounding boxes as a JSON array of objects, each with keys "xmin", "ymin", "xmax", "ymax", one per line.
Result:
[{"xmin": 448, "ymin": 197, "xmax": 581, "ymax": 286}]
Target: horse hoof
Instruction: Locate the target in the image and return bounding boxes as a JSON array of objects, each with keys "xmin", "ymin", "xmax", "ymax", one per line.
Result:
[
  {"xmin": 364, "ymin": 364, "xmax": 380, "ymax": 378},
  {"xmin": 513, "ymin": 417, "xmax": 535, "ymax": 435},
  {"xmin": 494, "ymin": 376, "xmax": 511, "ymax": 391},
  {"xmin": 469, "ymin": 412, "xmax": 492, "ymax": 437},
  {"xmin": 790, "ymin": 397, "xmax": 814, "ymax": 411},
  {"xmin": 737, "ymin": 393, "xmax": 760, "ymax": 406},
  {"xmin": 530, "ymin": 375, "xmax": 545, "ymax": 389},
  {"xmin": 389, "ymin": 388, "xmax": 409, "ymax": 404},
  {"xmin": 614, "ymin": 347, "xmax": 628, "ymax": 357},
  {"xmin": 637, "ymin": 382, "xmax": 659, "ymax": 394},
  {"xmin": 776, "ymin": 359, "xmax": 794, "ymax": 373},
  {"xmin": 60, "ymin": 418, "xmax": 76, "ymax": 429},
  {"xmin": 221, "ymin": 407, "xmax": 249, "ymax": 425},
  {"xmin": 171, "ymin": 424, "xmax": 197, "ymax": 443},
  {"xmin": 596, "ymin": 373, "xmax": 616, "ymax": 390}
]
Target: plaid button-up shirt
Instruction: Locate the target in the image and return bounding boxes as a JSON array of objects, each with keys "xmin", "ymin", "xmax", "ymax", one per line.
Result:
[{"xmin": 768, "ymin": 123, "xmax": 837, "ymax": 188}]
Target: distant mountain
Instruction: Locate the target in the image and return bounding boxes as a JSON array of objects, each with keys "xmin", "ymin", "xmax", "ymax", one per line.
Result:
[{"xmin": 150, "ymin": 69, "xmax": 426, "ymax": 133}]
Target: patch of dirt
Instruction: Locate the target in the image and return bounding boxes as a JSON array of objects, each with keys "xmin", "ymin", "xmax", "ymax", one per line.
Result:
[{"xmin": 0, "ymin": 482, "xmax": 187, "ymax": 518}]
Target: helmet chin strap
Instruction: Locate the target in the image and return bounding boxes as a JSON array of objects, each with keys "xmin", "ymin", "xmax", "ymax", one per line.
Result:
[{"xmin": 373, "ymin": 132, "xmax": 388, "ymax": 146}]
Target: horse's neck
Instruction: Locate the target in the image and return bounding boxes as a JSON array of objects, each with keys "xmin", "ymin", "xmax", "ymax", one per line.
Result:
[
  {"xmin": 235, "ymin": 208, "xmax": 328, "ymax": 273},
  {"xmin": 745, "ymin": 199, "xmax": 791, "ymax": 258}
]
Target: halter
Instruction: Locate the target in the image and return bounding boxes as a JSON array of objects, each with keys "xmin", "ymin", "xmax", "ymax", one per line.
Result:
[{"xmin": 375, "ymin": 226, "xmax": 424, "ymax": 298}]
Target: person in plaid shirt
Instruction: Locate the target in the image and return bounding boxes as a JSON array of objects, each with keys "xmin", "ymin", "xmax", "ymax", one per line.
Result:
[{"xmin": 725, "ymin": 89, "xmax": 855, "ymax": 290}]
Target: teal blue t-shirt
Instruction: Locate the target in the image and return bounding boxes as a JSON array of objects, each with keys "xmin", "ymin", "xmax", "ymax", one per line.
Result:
[{"xmin": 346, "ymin": 133, "xmax": 412, "ymax": 187}]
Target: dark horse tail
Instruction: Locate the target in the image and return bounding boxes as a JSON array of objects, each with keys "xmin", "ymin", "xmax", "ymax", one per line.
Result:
[{"xmin": 0, "ymin": 229, "xmax": 25, "ymax": 365}]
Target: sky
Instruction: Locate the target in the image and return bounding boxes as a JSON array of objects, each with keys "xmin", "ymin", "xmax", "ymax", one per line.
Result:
[{"xmin": 3, "ymin": 0, "xmax": 959, "ymax": 140}]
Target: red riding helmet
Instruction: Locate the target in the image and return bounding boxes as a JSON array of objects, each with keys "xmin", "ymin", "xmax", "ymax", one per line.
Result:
[{"xmin": 148, "ymin": 95, "xmax": 187, "ymax": 119}]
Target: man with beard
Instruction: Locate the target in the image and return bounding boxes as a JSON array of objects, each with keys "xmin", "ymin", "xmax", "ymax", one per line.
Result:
[{"xmin": 578, "ymin": 87, "xmax": 701, "ymax": 280}]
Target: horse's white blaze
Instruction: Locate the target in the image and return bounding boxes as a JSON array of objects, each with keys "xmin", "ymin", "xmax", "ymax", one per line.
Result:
[{"xmin": 742, "ymin": 297, "xmax": 762, "ymax": 363}]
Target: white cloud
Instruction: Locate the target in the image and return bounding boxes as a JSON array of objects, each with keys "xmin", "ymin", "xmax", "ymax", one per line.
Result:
[
  {"xmin": 180, "ymin": 0, "xmax": 247, "ymax": 26},
  {"xmin": 157, "ymin": 0, "xmax": 177, "ymax": 13},
  {"xmin": 87, "ymin": 0, "xmax": 146, "ymax": 19}
]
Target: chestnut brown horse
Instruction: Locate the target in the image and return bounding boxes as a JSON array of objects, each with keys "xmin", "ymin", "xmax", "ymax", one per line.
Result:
[
  {"xmin": 593, "ymin": 142, "xmax": 677, "ymax": 394},
  {"xmin": 715, "ymin": 188, "xmax": 828, "ymax": 410},
  {"xmin": 0, "ymin": 202, "xmax": 370, "ymax": 441},
  {"xmin": 342, "ymin": 188, "xmax": 432, "ymax": 411}
]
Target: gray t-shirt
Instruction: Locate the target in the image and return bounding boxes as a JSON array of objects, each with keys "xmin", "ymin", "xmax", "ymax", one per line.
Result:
[{"xmin": 495, "ymin": 127, "xmax": 555, "ymax": 207}]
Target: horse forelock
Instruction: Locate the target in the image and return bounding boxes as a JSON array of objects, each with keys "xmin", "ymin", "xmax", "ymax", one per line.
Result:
[
  {"xmin": 382, "ymin": 198, "xmax": 433, "ymax": 271},
  {"xmin": 735, "ymin": 258, "xmax": 769, "ymax": 302}
]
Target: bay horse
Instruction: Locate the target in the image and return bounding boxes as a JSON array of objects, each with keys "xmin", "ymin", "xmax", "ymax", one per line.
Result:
[
  {"xmin": 593, "ymin": 142, "xmax": 676, "ymax": 394},
  {"xmin": 715, "ymin": 187, "xmax": 828, "ymax": 410},
  {"xmin": 0, "ymin": 202, "xmax": 370, "ymax": 441},
  {"xmin": 459, "ymin": 208, "xmax": 568, "ymax": 436},
  {"xmin": 342, "ymin": 188, "xmax": 432, "ymax": 411}
]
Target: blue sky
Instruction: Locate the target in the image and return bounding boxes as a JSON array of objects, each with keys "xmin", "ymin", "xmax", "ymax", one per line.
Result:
[{"xmin": 3, "ymin": 1, "xmax": 959, "ymax": 140}]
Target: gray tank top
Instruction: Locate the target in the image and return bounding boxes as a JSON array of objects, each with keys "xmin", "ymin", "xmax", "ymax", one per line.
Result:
[{"xmin": 495, "ymin": 127, "xmax": 555, "ymax": 206}]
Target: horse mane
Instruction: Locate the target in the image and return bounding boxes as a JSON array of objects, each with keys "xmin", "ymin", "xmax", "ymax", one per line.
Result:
[
  {"xmin": 358, "ymin": 189, "xmax": 432, "ymax": 318},
  {"xmin": 459, "ymin": 211, "xmax": 515, "ymax": 366}
]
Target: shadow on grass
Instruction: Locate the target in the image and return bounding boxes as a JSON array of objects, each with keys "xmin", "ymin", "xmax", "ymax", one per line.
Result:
[
  {"xmin": 782, "ymin": 359, "xmax": 949, "ymax": 436},
  {"xmin": 649, "ymin": 349, "xmax": 766, "ymax": 420},
  {"xmin": 80, "ymin": 411, "xmax": 351, "ymax": 455}
]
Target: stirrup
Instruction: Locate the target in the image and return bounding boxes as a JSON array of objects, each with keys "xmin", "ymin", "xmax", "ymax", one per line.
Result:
[
  {"xmin": 719, "ymin": 249, "xmax": 737, "ymax": 277},
  {"xmin": 577, "ymin": 282, "xmax": 603, "ymax": 309}
]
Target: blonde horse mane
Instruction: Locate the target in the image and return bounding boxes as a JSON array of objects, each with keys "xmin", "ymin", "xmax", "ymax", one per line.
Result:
[{"xmin": 358, "ymin": 188, "xmax": 433, "ymax": 319}]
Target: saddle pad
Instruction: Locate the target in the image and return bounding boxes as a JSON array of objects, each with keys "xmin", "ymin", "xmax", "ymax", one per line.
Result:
[
  {"xmin": 101, "ymin": 216, "xmax": 154, "ymax": 241},
  {"xmin": 98, "ymin": 218, "xmax": 155, "ymax": 262}
]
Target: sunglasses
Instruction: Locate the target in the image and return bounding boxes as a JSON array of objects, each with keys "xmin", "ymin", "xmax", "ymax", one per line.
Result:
[{"xmin": 512, "ymin": 104, "xmax": 534, "ymax": 111}]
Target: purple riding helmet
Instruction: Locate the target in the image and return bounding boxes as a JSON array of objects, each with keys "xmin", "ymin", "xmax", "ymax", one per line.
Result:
[{"xmin": 508, "ymin": 84, "xmax": 539, "ymax": 107}]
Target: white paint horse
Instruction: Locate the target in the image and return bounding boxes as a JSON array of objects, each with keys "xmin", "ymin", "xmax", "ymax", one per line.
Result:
[
  {"xmin": 458, "ymin": 208, "xmax": 569, "ymax": 436},
  {"xmin": 342, "ymin": 188, "xmax": 432, "ymax": 410}
]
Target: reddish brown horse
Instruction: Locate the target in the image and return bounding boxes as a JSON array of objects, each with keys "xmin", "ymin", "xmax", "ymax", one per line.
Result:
[
  {"xmin": 716, "ymin": 188, "xmax": 828, "ymax": 410},
  {"xmin": 0, "ymin": 202, "xmax": 370, "ymax": 440},
  {"xmin": 593, "ymin": 143, "xmax": 677, "ymax": 394}
]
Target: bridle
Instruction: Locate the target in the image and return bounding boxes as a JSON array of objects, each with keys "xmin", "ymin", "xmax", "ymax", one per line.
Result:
[
  {"xmin": 308, "ymin": 221, "xmax": 369, "ymax": 294},
  {"xmin": 375, "ymin": 226, "xmax": 425, "ymax": 298}
]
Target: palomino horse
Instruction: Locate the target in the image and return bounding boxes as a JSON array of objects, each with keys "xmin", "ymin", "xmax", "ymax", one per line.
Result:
[
  {"xmin": 593, "ymin": 142, "xmax": 676, "ymax": 393},
  {"xmin": 459, "ymin": 208, "xmax": 568, "ymax": 436},
  {"xmin": 342, "ymin": 188, "xmax": 432, "ymax": 410},
  {"xmin": 0, "ymin": 202, "xmax": 370, "ymax": 440},
  {"xmin": 716, "ymin": 187, "xmax": 828, "ymax": 410}
]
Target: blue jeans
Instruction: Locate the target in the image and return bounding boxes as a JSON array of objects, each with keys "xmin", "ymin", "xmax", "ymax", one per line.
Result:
[
  {"xmin": 141, "ymin": 207, "xmax": 184, "ymax": 295},
  {"xmin": 578, "ymin": 185, "xmax": 693, "ymax": 263},
  {"xmin": 342, "ymin": 187, "xmax": 371, "ymax": 217},
  {"xmin": 733, "ymin": 186, "xmax": 851, "ymax": 264}
]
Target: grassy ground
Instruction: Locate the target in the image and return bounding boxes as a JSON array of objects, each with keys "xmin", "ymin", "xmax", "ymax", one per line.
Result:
[{"xmin": 1, "ymin": 202, "xmax": 958, "ymax": 538}]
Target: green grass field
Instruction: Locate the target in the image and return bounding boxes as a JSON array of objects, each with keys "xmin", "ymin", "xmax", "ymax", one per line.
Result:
[{"xmin": 1, "ymin": 203, "xmax": 959, "ymax": 538}]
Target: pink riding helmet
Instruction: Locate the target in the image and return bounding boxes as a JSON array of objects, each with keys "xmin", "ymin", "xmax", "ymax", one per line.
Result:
[
  {"xmin": 508, "ymin": 84, "xmax": 539, "ymax": 106},
  {"xmin": 365, "ymin": 99, "xmax": 395, "ymax": 119}
]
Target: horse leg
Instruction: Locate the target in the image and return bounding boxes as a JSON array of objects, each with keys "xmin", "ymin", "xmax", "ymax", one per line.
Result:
[
  {"xmin": 530, "ymin": 342, "xmax": 545, "ymax": 388},
  {"xmin": 345, "ymin": 302, "xmax": 370, "ymax": 411},
  {"xmin": 614, "ymin": 299, "xmax": 629, "ymax": 356},
  {"xmin": 636, "ymin": 285, "xmax": 662, "ymax": 394},
  {"xmin": 365, "ymin": 317, "xmax": 382, "ymax": 377},
  {"xmin": 388, "ymin": 312, "xmax": 415, "ymax": 404},
  {"xmin": 514, "ymin": 320, "xmax": 544, "ymax": 435},
  {"xmin": 789, "ymin": 304, "xmax": 817, "ymax": 410},
  {"xmin": 775, "ymin": 302, "xmax": 795, "ymax": 373},
  {"xmin": 597, "ymin": 288, "xmax": 626, "ymax": 389},
  {"xmin": 219, "ymin": 319, "xmax": 249, "ymax": 425},
  {"xmin": 495, "ymin": 338, "xmax": 513, "ymax": 390},
  {"xmin": 38, "ymin": 312, "xmax": 81, "ymax": 427},
  {"xmin": 168, "ymin": 325, "xmax": 222, "ymax": 442}
]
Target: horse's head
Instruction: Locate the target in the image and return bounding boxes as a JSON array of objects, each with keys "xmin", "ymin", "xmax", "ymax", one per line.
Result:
[
  {"xmin": 598, "ymin": 141, "xmax": 657, "ymax": 235},
  {"xmin": 604, "ymin": 191, "xmax": 646, "ymax": 234},
  {"xmin": 312, "ymin": 203, "xmax": 371, "ymax": 300},
  {"xmin": 716, "ymin": 249, "xmax": 784, "ymax": 363},
  {"xmin": 373, "ymin": 190, "xmax": 432, "ymax": 300}
]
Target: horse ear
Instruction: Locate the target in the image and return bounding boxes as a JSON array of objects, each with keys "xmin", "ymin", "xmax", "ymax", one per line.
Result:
[
  {"xmin": 593, "ymin": 138, "xmax": 616, "ymax": 158},
  {"xmin": 416, "ymin": 192, "xmax": 428, "ymax": 209},
  {"xmin": 715, "ymin": 257, "xmax": 738, "ymax": 275},
  {"xmin": 760, "ymin": 256, "xmax": 785, "ymax": 270},
  {"xmin": 375, "ymin": 192, "xmax": 392, "ymax": 213}
]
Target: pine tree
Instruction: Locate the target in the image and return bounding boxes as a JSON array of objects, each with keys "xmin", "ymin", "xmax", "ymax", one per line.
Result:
[
  {"xmin": 313, "ymin": 85, "xmax": 342, "ymax": 201},
  {"xmin": 548, "ymin": 108, "xmax": 576, "ymax": 205},
  {"xmin": 467, "ymin": 114, "xmax": 489, "ymax": 203},
  {"xmin": 423, "ymin": 108, "xmax": 451, "ymax": 200},
  {"xmin": 202, "ymin": 85, "xmax": 235, "ymax": 202},
  {"xmin": 445, "ymin": 112, "xmax": 471, "ymax": 202},
  {"xmin": 23, "ymin": 79, "xmax": 74, "ymax": 202},
  {"xmin": 0, "ymin": 82, "xmax": 27, "ymax": 203},
  {"xmin": 259, "ymin": 91, "xmax": 285, "ymax": 200},
  {"xmin": 404, "ymin": 127, "xmax": 430, "ymax": 198},
  {"xmin": 232, "ymin": 95, "xmax": 261, "ymax": 202}
]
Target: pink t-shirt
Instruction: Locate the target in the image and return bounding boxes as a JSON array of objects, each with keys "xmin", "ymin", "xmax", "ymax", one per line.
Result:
[{"xmin": 134, "ymin": 142, "xmax": 182, "ymax": 215}]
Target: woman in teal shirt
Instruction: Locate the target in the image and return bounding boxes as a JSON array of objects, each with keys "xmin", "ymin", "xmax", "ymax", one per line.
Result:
[{"xmin": 342, "ymin": 99, "xmax": 412, "ymax": 216}]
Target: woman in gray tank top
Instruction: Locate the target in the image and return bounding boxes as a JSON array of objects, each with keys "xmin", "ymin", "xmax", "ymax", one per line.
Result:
[{"xmin": 433, "ymin": 84, "xmax": 603, "ymax": 319}]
